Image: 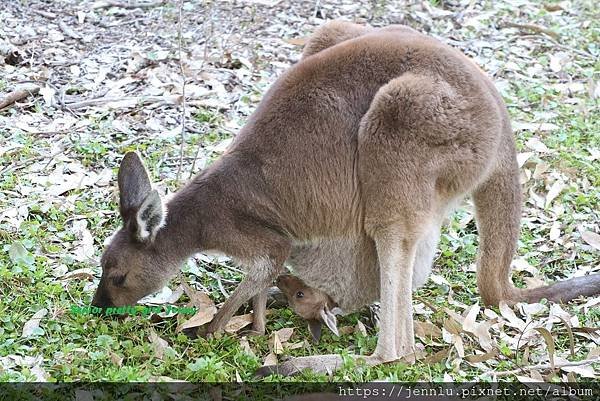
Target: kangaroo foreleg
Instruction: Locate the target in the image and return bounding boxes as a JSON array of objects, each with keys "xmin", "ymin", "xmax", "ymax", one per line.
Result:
[{"xmin": 207, "ymin": 257, "xmax": 282, "ymax": 334}]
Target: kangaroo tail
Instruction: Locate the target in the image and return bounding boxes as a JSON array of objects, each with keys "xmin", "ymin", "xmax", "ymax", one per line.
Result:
[{"xmin": 473, "ymin": 133, "xmax": 600, "ymax": 305}]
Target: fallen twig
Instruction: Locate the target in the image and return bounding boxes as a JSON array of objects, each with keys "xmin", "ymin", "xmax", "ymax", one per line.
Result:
[
  {"xmin": 64, "ymin": 94, "xmax": 181, "ymax": 110},
  {"xmin": 176, "ymin": 0, "xmax": 187, "ymax": 182},
  {"xmin": 58, "ymin": 20, "xmax": 82, "ymax": 40},
  {"xmin": 504, "ymin": 21, "xmax": 560, "ymax": 40},
  {"xmin": 484, "ymin": 357, "xmax": 599, "ymax": 378},
  {"xmin": 189, "ymin": 1, "xmax": 216, "ymax": 179},
  {"xmin": 0, "ymin": 83, "xmax": 41, "ymax": 110},
  {"xmin": 92, "ymin": 0, "xmax": 166, "ymax": 10},
  {"xmin": 31, "ymin": 9, "xmax": 57, "ymax": 19}
]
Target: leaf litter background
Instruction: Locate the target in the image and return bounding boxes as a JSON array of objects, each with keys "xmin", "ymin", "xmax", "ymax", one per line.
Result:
[{"xmin": 0, "ymin": 0, "xmax": 598, "ymax": 383}]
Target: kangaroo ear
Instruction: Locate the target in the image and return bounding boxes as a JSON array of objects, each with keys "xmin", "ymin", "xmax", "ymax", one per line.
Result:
[
  {"xmin": 307, "ymin": 319, "xmax": 322, "ymax": 344},
  {"xmin": 117, "ymin": 152, "xmax": 166, "ymax": 241},
  {"xmin": 319, "ymin": 307, "xmax": 339, "ymax": 336},
  {"xmin": 118, "ymin": 152, "xmax": 152, "ymax": 220},
  {"xmin": 136, "ymin": 189, "xmax": 166, "ymax": 241}
]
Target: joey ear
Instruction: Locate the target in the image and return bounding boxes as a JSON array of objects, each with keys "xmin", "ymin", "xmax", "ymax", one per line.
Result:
[
  {"xmin": 319, "ymin": 307, "xmax": 339, "ymax": 336},
  {"xmin": 135, "ymin": 189, "xmax": 166, "ymax": 241},
  {"xmin": 118, "ymin": 152, "xmax": 153, "ymax": 220},
  {"xmin": 307, "ymin": 319, "xmax": 322, "ymax": 344},
  {"xmin": 331, "ymin": 307, "xmax": 343, "ymax": 316}
]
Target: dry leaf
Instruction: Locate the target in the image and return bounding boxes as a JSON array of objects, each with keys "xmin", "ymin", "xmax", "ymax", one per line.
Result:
[
  {"xmin": 544, "ymin": 3, "xmax": 564, "ymax": 12},
  {"xmin": 549, "ymin": 52, "xmax": 569, "ymax": 73},
  {"xmin": 30, "ymin": 364, "xmax": 50, "ymax": 381},
  {"xmin": 149, "ymin": 329, "xmax": 170, "ymax": 360},
  {"xmin": 224, "ymin": 313, "xmax": 253, "ymax": 333},
  {"xmin": 587, "ymin": 347, "xmax": 600, "ymax": 359},
  {"xmin": 414, "ymin": 320, "xmax": 442, "ymax": 339},
  {"xmin": 140, "ymin": 286, "xmax": 176, "ymax": 305},
  {"xmin": 275, "ymin": 327, "xmax": 294, "ymax": 343},
  {"xmin": 270, "ymin": 330, "xmax": 283, "ymax": 354},
  {"xmin": 453, "ymin": 334, "xmax": 465, "ymax": 358},
  {"xmin": 535, "ymin": 327, "xmax": 556, "ymax": 369},
  {"xmin": 499, "ymin": 302, "xmax": 526, "ymax": 330},
  {"xmin": 463, "ymin": 307, "xmax": 495, "ymax": 353},
  {"xmin": 549, "ymin": 221, "xmax": 561, "ymax": 241},
  {"xmin": 462, "ymin": 305, "xmax": 480, "ymax": 333},
  {"xmin": 165, "ymin": 285, "xmax": 184, "ymax": 304},
  {"xmin": 263, "ymin": 352, "xmax": 277, "ymax": 366},
  {"xmin": 180, "ymin": 281, "xmax": 215, "ymax": 310},
  {"xmin": 240, "ymin": 0, "xmax": 282, "ymax": 6},
  {"xmin": 523, "ymin": 277, "xmax": 547, "ymax": 289},
  {"xmin": 466, "ymin": 348, "xmax": 499, "ymax": 363},
  {"xmin": 22, "ymin": 308, "xmax": 48, "ymax": 337},
  {"xmin": 338, "ymin": 326, "xmax": 354, "ymax": 335},
  {"xmin": 516, "ymin": 374, "xmax": 543, "ymax": 383},
  {"xmin": 239, "ymin": 337, "xmax": 255, "ymax": 357},
  {"xmin": 526, "ymin": 137, "xmax": 551, "ymax": 153},
  {"xmin": 284, "ymin": 36, "xmax": 309, "ymax": 46},
  {"xmin": 545, "ymin": 180, "xmax": 564, "ymax": 208},
  {"xmin": 110, "ymin": 351, "xmax": 123, "ymax": 367},
  {"xmin": 555, "ymin": 315, "xmax": 575, "ymax": 357},
  {"xmin": 443, "ymin": 317, "xmax": 462, "ymax": 335},
  {"xmin": 443, "ymin": 307, "xmax": 464, "ymax": 324},
  {"xmin": 532, "ymin": 162, "xmax": 550, "ymax": 179},
  {"xmin": 59, "ymin": 268, "xmax": 95, "ymax": 281},
  {"xmin": 560, "ymin": 364, "xmax": 597, "ymax": 378},
  {"xmin": 514, "ymin": 122, "xmax": 559, "ymax": 133},
  {"xmin": 530, "ymin": 370, "xmax": 544, "ymax": 381},
  {"xmin": 285, "ymin": 341, "xmax": 306, "ymax": 350},
  {"xmin": 423, "ymin": 348, "xmax": 450, "ymax": 364},
  {"xmin": 175, "ymin": 285, "xmax": 217, "ymax": 331},
  {"xmin": 355, "ymin": 320, "xmax": 367, "ymax": 336},
  {"xmin": 148, "ymin": 376, "xmax": 186, "ymax": 382},
  {"xmin": 516, "ymin": 152, "xmax": 533, "ymax": 167},
  {"xmin": 512, "ymin": 258, "xmax": 539, "ymax": 276},
  {"xmin": 581, "ymin": 231, "xmax": 600, "ymax": 251}
]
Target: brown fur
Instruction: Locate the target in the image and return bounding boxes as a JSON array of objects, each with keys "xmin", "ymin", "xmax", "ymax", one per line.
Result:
[
  {"xmin": 93, "ymin": 21, "xmax": 600, "ymax": 376},
  {"xmin": 276, "ymin": 274, "xmax": 340, "ymax": 342}
]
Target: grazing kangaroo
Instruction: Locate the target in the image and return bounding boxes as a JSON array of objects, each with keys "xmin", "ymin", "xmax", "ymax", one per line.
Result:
[{"xmin": 92, "ymin": 20, "xmax": 600, "ymax": 376}]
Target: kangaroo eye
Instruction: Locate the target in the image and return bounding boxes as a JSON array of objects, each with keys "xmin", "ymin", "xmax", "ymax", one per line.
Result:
[
  {"xmin": 296, "ymin": 291, "xmax": 304, "ymax": 298},
  {"xmin": 111, "ymin": 274, "xmax": 127, "ymax": 287}
]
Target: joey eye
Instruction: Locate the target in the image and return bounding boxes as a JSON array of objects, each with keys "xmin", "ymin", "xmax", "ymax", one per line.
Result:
[
  {"xmin": 111, "ymin": 274, "xmax": 127, "ymax": 287},
  {"xmin": 296, "ymin": 291, "xmax": 304, "ymax": 298}
]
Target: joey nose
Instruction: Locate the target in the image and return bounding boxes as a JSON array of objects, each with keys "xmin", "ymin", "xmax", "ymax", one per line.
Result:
[{"xmin": 275, "ymin": 275, "xmax": 292, "ymax": 291}]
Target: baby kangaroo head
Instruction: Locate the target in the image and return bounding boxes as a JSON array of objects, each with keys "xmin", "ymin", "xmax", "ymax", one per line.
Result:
[
  {"xmin": 276, "ymin": 274, "xmax": 340, "ymax": 343},
  {"xmin": 92, "ymin": 152, "xmax": 172, "ymax": 308}
]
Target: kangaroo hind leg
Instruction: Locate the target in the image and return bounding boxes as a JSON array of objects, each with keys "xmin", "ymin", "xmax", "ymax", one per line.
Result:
[
  {"xmin": 412, "ymin": 224, "xmax": 441, "ymax": 290},
  {"xmin": 358, "ymin": 72, "xmax": 499, "ymax": 361}
]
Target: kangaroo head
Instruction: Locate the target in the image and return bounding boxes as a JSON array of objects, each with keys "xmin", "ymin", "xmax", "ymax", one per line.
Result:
[
  {"xmin": 92, "ymin": 152, "xmax": 174, "ymax": 308},
  {"xmin": 276, "ymin": 274, "xmax": 340, "ymax": 342}
]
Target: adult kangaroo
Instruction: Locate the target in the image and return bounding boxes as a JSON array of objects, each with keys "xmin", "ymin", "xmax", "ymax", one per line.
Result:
[{"xmin": 92, "ymin": 21, "xmax": 600, "ymax": 375}]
